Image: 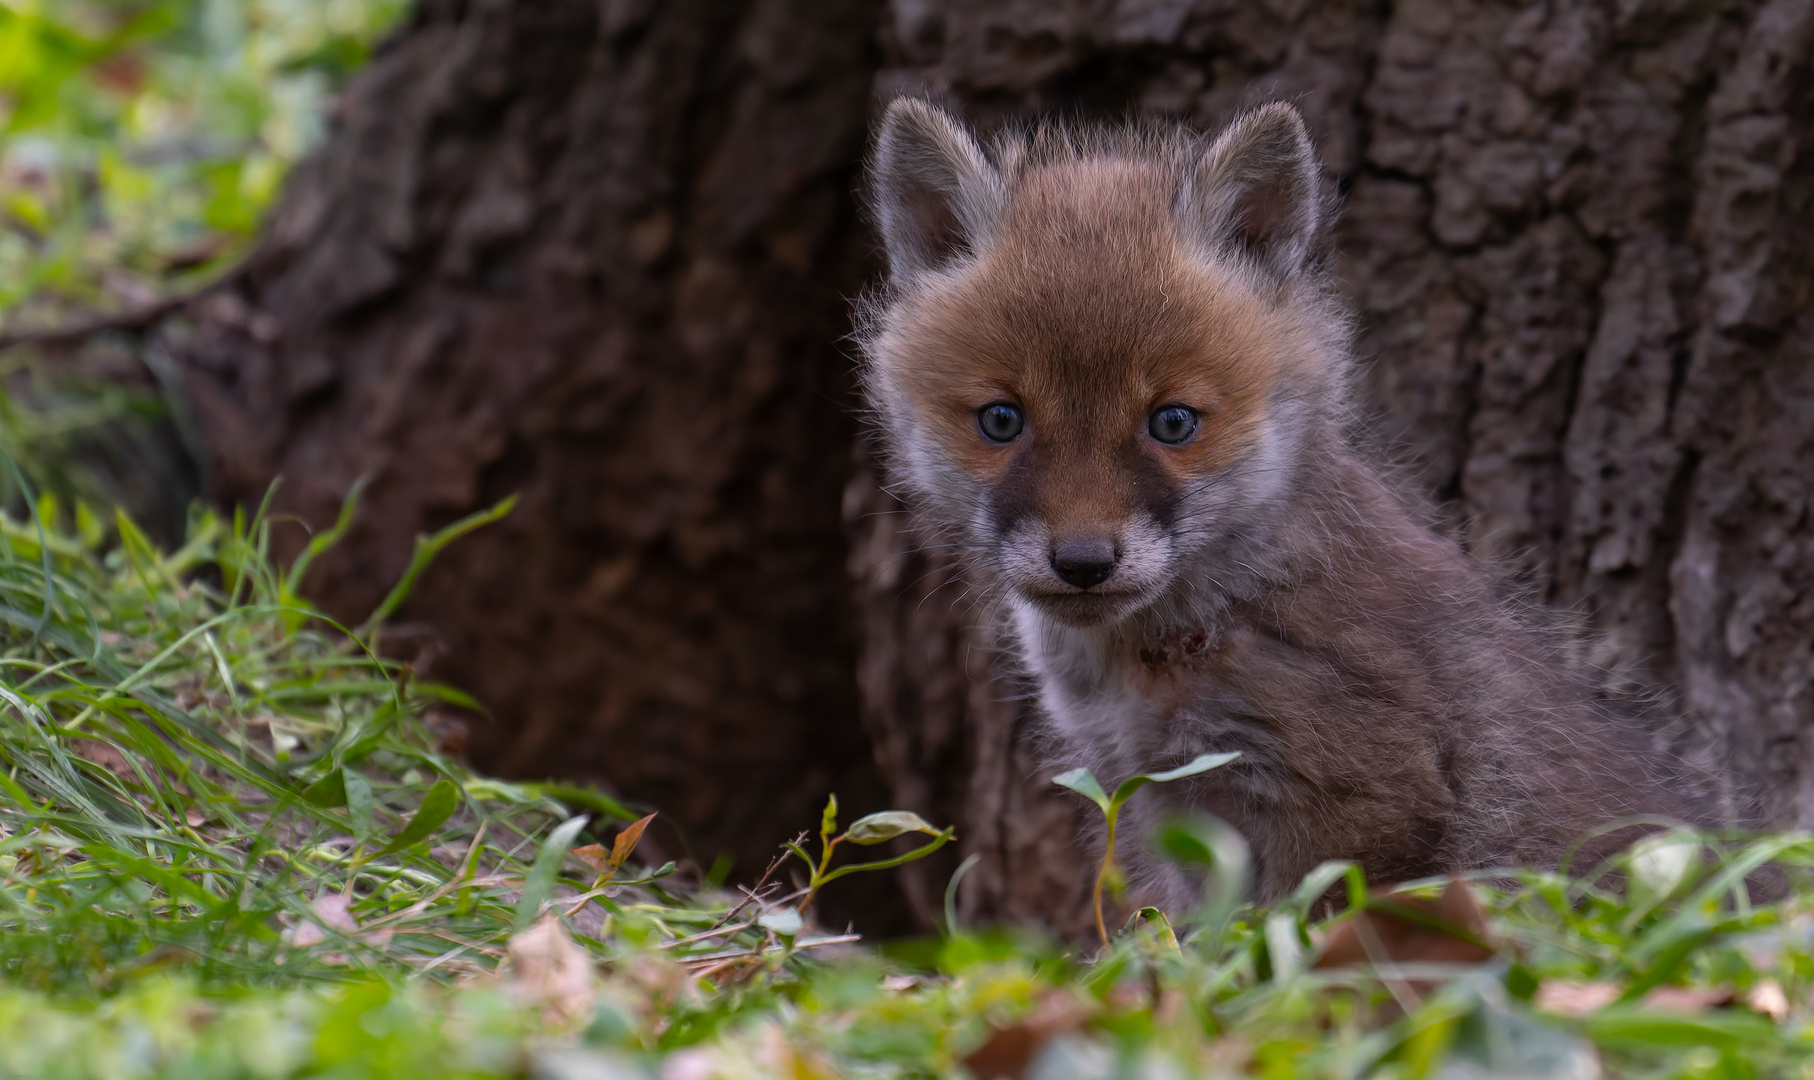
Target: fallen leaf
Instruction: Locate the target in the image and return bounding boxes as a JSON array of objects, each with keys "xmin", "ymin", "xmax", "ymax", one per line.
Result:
[
  {"xmin": 1314, "ymin": 879, "xmax": 1498, "ymax": 970},
  {"xmin": 962, "ymin": 993, "xmax": 1092, "ymax": 1080},
  {"xmin": 660, "ymin": 1047, "xmax": 719, "ymax": 1080},
  {"xmin": 534, "ymin": 1047, "xmax": 649, "ymax": 1080},
  {"xmin": 964, "ymin": 1026, "xmax": 1045, "ymax": 1080},
  {"xmin": 755, "ymin": 1021, "xmax": 840, "ymax": 1079},
  {"xmin": 311, "ymin": 892, "xmax": 361, "ymax": 933},
  {"xmin": 1748, "ymin": 978, "xmax": 1789, "ymax": 1021},
  {"xmin": 1537, "ymin": 982, "xmax": 1746, "ymax": 1017},
  {"xmin": 1641, "ymin": 985, "xmax": 1735, "ymax": 1013},
  {"xmin": 1535, "ymin": 980, "xmax": 1623, "ymax": 1017},
  {"xmin": 423, "ymin": 711, "xmax": 469, "ymax": 758},
  {"xmin": 73, "ymin": 739, "xmax": 135, "ymax": 778},
  {"xmin": 282, "ymin": 892, "xmax": 392, "ymax": 956},
  {"xmin": 506, "ymin": 915, "xmax": 597, "ymax": 1025}
]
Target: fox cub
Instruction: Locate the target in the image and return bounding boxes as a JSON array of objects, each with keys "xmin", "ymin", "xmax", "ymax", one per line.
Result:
[{"xmin": 858, "ymin": 98, "xmax": 1696, "ymax": 906}]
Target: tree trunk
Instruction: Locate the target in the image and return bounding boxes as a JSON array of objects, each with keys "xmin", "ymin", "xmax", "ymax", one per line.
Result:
[
  {"xmin": 172, "ymin": 0, "xmax": 906, "ymax": 926},
  {"xmin": 178, "ymin": 0, "xmax": 1814, "ymax": 935}
]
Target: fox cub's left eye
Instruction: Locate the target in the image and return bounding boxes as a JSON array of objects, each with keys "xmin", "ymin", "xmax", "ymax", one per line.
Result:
[
  {"xmin": 1148, "ymin": 406, "xmax": 1199, "ymax": 445},
  {"xmin": 978, "ymin": 403, "xmax": 1025, "ymax": 442}
]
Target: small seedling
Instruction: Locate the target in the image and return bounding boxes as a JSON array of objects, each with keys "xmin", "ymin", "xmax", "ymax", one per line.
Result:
[
  {"xmin": 1053, "ymin": 752, "xmax": 1239, "ymax": 946},
  {"xmin": 786, "ymin": 795, "xmax": 954, "ymax": 916}
]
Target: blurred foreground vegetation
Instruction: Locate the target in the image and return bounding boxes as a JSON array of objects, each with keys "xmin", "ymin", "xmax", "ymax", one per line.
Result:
[
  {"xmin": 0, "ymin": 492, "xmax": 1810, "ymax": 1078},
  {"xmin": 0, "ymin": 0, "xmax": 406, "ymax": 326},
  {"xmin": 0, "ymin": 0, "xmax": 407, "ymax": 539}
]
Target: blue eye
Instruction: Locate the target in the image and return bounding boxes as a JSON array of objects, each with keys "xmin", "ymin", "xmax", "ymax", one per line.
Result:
[
  {"xmin": 978, "ymin": 403, "xmax": 1024, "ymax": 442},
  {"xmin": 1149, "ymin": 406, "xmax": 1199, "ymax": 444}
]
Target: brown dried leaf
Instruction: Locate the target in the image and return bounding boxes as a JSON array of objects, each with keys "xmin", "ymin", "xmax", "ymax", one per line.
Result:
[
  {"xmin": 283, "ymin": 892, "xmax": 393, "ymax": 955},
  {"xmin": 73, "ymin": 739, "xmax": 135, "ymax": 779},
  {"xmin": 755, "ymin": 1022, "xmax": 841, "ymax": 1079},
  {"xmin": 962, "ymin": 993, "xmax": 1091, "ymax": 1080},
  {"xmin": 571, "ymin": 844, "xmax": 612, "ymax": 874},
  {"xmin": 423, "ymin": 710, "xmax": 469, "ymax": 758},
  {"xmin": 1537, "ymin": 981, "xmax": 1748, "ymax": 1017},
  {"xmin": 1535, "ymin": 981, "xmax": 1623, "ymax": 1017},
  {"xmin": 505, "ymin": 915, "xmax": 597, "ymax": 1025},
  {"xmin": 1747, "ymin": 978, "xmax": 1789, "ymax": 1021},
  {"xmin": 1641, "ymin": 985, "xmax": 1736, "ymax": 1013},
  {"xmin": 610, "ymin": 812, "xmax": 658, "ymax": 870},
  {"xmin": 963, "ymin": 1026, "xmax": 1045, "ymax": 1080},
  {"xmin": 311, "ymin": 893, "xmax": 362, "ymax": 933},
  {"xmin": 285, "ymin": 921, "xmax": 327, "ymax": 950},
  {"xmin": 1314, "ymin": 880, "xmax": 1498, "ymax": 970}
]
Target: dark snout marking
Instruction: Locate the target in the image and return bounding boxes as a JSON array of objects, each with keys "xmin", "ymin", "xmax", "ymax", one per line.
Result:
[
  {"xmin": 981, "ymin": 424, "xmax": 1187, "ymax": 574},
  {"xmin": 1052, "ymin": 538, "xmax": 1118, "ymax": 588}
]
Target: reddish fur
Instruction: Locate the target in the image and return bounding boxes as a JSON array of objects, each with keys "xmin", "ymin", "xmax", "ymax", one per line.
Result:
[{"xmin": 890, "ymin": 159, "xmax": 1282, "ymax": 495}]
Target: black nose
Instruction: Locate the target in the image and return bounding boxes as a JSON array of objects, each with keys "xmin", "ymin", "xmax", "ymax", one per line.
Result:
[{"xmin": 1051, "ymin": 539, "xmax": 1118, "ymax": 589}]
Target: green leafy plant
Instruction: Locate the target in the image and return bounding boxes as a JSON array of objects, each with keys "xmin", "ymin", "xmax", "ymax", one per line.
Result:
[
  {"xmin": 0, "ymin": 0, "xmax": 410, "ymax": 328},
  {"xmin": 784, "ymin": 794, "xmax": 954, "ymax": 918},
  {"xmin": 1053, "ymin": 751, "xmax": 1239, "ymax": 945}
]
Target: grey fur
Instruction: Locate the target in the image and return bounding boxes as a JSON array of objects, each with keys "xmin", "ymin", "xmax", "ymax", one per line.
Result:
[
  {"xmin": 858, "ymin": 100, "xmax": 1707, "ymax": 910},
  {"xmin": 1176, "ymin": 102, "xmax": 1328, "ymax": 283},
  {"xmin": 870, "ymin": 98, "xmax": 1008, "ymax": 282}
]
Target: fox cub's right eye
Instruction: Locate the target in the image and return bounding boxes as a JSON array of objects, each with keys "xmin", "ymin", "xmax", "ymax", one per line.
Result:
[
  {"xmin": 978, "ymin": 404, "xmax": 1025, "ymax": 442},
  {"xmin": 1149, "ymin": 406, "xmax": 1200, "ymax": 445}
]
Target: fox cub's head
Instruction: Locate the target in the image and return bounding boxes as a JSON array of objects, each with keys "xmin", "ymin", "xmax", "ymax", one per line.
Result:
[{"xmin": 860, "ymin": 99, "xmax": 1349, "ymax": 628}]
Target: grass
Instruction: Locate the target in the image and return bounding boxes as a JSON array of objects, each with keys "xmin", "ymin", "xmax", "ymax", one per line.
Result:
[
  {"xmin": 0, "ymin": 487, "xmax": 1813, "ymax": 1078},
  {"xmin": 0, "ymin": 483, "xmax": 603, "ymax": 989}
]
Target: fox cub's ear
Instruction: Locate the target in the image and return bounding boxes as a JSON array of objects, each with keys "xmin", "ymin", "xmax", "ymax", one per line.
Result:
[
  {"xmin": 870, "ymin": 98, "xmax": 1006, "ymax": 282},
  {"xmin": 1177, "ymin": 103, "xmax": 1326, "ymax": 283}
]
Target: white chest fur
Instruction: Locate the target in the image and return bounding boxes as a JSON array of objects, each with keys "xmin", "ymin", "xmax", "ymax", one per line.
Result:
[{"xmin": 1009, "ymin": 600, "xmax": 1169, "ymax": 767}]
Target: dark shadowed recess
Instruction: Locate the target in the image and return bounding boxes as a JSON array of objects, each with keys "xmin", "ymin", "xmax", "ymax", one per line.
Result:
[
  {"xmin": 172, "ymin": 0, "xmax": 905, "ymax": 928},
  {"xmin": 174, "ymin": 0, "xmax": 1814, "ymax": 935}
]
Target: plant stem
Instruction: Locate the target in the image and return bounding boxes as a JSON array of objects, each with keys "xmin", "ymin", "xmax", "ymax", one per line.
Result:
[
  {"xmin": 1093, "ymin": 814, "xmax": 1116, "ymax": 946},
  {"xmin": 799, "ymin": 835, "xmax": 841, "ymax": 915}
]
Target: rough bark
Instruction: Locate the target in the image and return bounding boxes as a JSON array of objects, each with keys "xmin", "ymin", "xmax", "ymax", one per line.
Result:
[
  {"xmin": 849, "ymin": 0, "xmax": 1814, "ymax": 929},
  {"xmin": 172, "ymin": 0, "xmax": 902, "ymax": 923},
  {"xmin": 177, "ymin": 0, "xmax": 1814, "ymax": 934}
]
